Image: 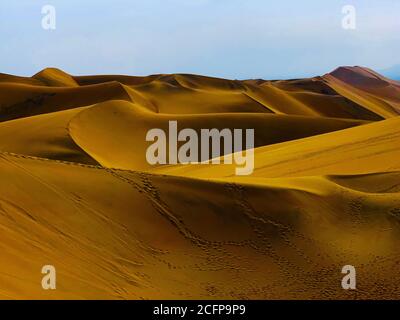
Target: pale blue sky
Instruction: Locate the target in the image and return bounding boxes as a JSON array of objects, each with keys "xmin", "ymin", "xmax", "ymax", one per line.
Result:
[{"xmin": 0, "ymin": 0, "xmax": 399, "ymax": 79}]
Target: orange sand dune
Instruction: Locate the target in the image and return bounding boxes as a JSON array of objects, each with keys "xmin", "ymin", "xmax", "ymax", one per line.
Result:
[
  {"xmin": 0, "ymin": 66, "xmax": 399, "ymax": 300},
  {"xmin": 323, "ymin": 66, "xmax": 400, "ymax": 118}
]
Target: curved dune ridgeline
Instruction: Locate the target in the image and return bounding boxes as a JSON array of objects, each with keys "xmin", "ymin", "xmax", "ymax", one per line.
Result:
[{"xmin": 0, "ymin": 66, "xmax": 399, "ymax": 299}]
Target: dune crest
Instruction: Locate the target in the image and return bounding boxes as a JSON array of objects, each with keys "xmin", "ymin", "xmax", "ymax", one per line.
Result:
[{"xmin": 33, "ymin": 68, "xmax": 80, "ymax": 87}]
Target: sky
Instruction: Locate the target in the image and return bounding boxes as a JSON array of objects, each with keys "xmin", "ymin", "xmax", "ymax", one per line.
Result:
[{"xmin": 0, "ymin": 0, "xmax": 399, "ymax": 79}]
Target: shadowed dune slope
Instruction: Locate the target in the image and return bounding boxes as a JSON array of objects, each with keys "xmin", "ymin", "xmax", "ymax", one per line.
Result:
[
  {"xmin": 0, "ymin": 81, "xmax": 134, "ymax": 122},
  {"xmin": 0, "ymin": 66, "xmax": 400, "ymax": 299},
  {"xmin": 0, "ymin": 72, "xmax": 44, "ymax": 86},
  {"xmin": 0, "ymin": 107, "xmax": 97, "ymax": 164}
]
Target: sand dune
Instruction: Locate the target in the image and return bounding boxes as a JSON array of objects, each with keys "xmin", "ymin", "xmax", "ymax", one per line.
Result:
[
  {"xmin": 158, "ymin": 115, "xmax": 400, "ymax": 179},
  {"xmin": 0, "ymin": 107, "xmax": 96, "ymax": 164},
  {"xmin": 0, "ymin": 66, "xmax": 399, "ymax": 299},
  {"xmin": 323, "ymin": 66, "xmax": 400, "ymax": 118},
  {"xmin": 0, "ymin": 81, "xmax": 134, "ymax": 122},
  {"xmin": 68, "ymin": 100, "xmax": 366, "ymax": 171},
  {"xmin": 33, "ymin": 68, "xmax": 80, "ymax": 87}
]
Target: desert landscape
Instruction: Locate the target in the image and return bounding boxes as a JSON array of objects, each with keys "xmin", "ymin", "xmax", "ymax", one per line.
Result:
[{"xmin": 0, "ymin": 66, "xmax": 399, "ymax": 299}]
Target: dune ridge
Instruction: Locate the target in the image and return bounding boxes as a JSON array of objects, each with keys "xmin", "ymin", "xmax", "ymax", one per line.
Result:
[{"xmin": 0, "ymin": 66, "xmax": 399, "ymax": 299}]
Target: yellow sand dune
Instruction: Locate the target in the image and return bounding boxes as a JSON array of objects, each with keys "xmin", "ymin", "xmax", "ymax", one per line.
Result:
[
  {"xmin": 33, "ymin": 68, "xmax": 79, "ymax": 87},
  {"xmin": 0, "ymin": 153, "xmax": 399, "ymax": 299},
  {"xmin": 68, "ymin": 100, "xmax": 366, "ymax": 170},
  {"xmin": 0, "ymin": 66, "xmax": 399, "ymax": 300},
  {"xmin": 158, "ymin": 115, "xmax": 400, "ymax": 179},
  {"xmin": 0, "ymin": 72, "xmax": 44, "ymax": 86},
  {"xmin": 0, "ymin": 107, "xmax": 96, "ymax": 164},
  {"xmin": 244, "ymin": 79, "xmax": 384, "ymax": 120},
  {"xmin": 0, "ymin": 81, "xmax": 133, "ymax": 122}
]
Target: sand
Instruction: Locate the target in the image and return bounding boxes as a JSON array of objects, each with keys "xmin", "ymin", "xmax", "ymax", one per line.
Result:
[{"xmin": 0, "ymin": 66, "xmax": 399, "ymax": 299}]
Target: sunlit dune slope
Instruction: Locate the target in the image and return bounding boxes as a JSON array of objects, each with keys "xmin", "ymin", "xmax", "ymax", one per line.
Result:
[
  {"xmin": 33, "ymin": 68, "xmax": 79, "ymax": 87},
  {"xmin": 0, "ymin": 66, "xmax": 400, "ymax": 300},
  {"xmin": 158, "ymin": 115, "xmax": 400, "ymax": 179}
]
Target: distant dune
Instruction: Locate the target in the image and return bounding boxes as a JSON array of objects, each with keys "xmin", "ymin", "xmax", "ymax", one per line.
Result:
[{"xmin": 0, "ymin": 66, "xmax": 399, "ymax": 299}]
